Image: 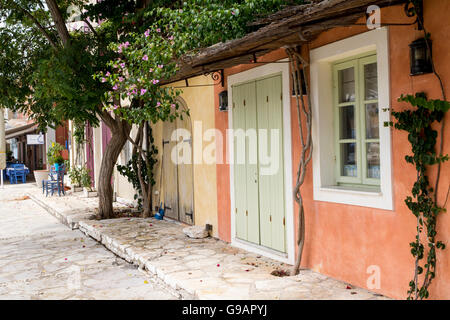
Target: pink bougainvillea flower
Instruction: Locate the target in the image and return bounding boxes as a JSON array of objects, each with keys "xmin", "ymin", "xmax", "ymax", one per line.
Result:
[
  {"xmin": 118, "ymin": 76, "xmax": 124, "ymax": 82},
  {"xmin": 112, "ymin": 84, "xmax": 118, "ymax": 90},
  {"xmin": 152, "ymin": 79, "xmax": 159, "ymax": 85},
  {"xmin": 156, "ymin": 102, "xmax": 161, "ymax": 107},
  {"xmin": 123, "ymin": 41, "xmax": 129, "ymax": 48},
  {"xmin": 119, "ymin": 63, "xmax": 125, "ymax": 68},
  {"xmin": 144, "ymin": 29, "xmax": 150, "ymax": 37},
  {"xmin": 158, "ymin": 64, "xmax": 164, "ymax": 69},
  {"xmin": 105, "ymin": 71, "xmax": 111, "ymax": 76},
  {"xmin": 231, "ymin": 11, "xmax": 236, "ymax": 15},
  {"xmin": 142, "ymin": 55, "xmax": 148, "ymax": 61},
  {"xmin": 168, "ymin": 35, "xmax": 174, "ymax": 40},
  {"xmin": 171, "ymin": 103, "xmax": 176, "ymax": 109},
  {"xmin": 156, "ymin": 28, "xmax": 161, "ymax": 33},
  {"xmin": 140, "ymin": 88, "xmax": 147, "ymax": 95},
  {"xmin": 149, "ymin": 68, "xmax": 154, "ymax": 72},
  {"xmin": 113, "ymin": 105, "xmax": 119, "ymax": 110},
  {"xmin": 101, "ymin": 77, "xmax": 106, "ymax": 83}
]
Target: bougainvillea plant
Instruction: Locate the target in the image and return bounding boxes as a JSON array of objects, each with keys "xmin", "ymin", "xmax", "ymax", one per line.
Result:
[{"xmin": 91, "ymin": 0, "xmax": 304, "ymax": 216}]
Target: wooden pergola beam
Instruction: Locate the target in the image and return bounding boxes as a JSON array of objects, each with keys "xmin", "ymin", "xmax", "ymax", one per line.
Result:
[{"xmin": 161, "ymin": 0, "xmax": 407, "ymax": 85}]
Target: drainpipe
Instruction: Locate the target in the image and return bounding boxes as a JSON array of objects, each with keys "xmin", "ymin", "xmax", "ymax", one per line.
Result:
[{"xmin": 0, "ymin": 108, "xmax": 6, "ymax": 188}]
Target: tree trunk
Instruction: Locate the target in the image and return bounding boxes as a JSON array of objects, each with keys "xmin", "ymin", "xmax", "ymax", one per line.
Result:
[
  {"xmin": 45, "ymin": 0, "xmax": 70, "ymax": 45},
  {"xmin": 97, "ymin": 119, "xmax": 130, "ymax": 219}
]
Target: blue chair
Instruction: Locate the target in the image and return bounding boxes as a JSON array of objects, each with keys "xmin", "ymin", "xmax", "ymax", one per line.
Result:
[
  {"xmin": 8, "ymin": 169, "xmax": 17, "ymax": 184},
  {"xmin": 43, "ymin": 165, "xmax": 66, "ymax": 197},
  {"xmin": 12, "ymin": 164, "xmax": 27, "ymax": 183}
]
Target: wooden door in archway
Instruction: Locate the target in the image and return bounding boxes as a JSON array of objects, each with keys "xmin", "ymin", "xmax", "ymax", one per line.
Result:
[{"xmin": 161, "ymin": 106, "xmax": 194, "ymax": 224}]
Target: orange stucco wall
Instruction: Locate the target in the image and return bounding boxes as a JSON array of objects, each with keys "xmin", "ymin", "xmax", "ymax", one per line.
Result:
[{"xmin": 215, "ymin": 1, "xmax": 450, "ymax": 299}]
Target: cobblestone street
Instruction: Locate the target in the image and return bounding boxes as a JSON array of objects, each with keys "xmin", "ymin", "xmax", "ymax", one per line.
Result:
[{"xmin": 0, "ymin": 183, "xmax": 177, "ymax": 300}]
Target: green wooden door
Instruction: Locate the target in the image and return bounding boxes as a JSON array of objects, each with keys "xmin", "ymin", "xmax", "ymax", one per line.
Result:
[
  {"xmin": 232, "ymin": 75, "xmax": 285, "ymax": 252},
  {"xmin": 232, "ymin": 83, "xmax": 248, "ymax": 241},
  {"xmin": 256, "ymin": 75, "xmax": 285, "ymax": 252}
]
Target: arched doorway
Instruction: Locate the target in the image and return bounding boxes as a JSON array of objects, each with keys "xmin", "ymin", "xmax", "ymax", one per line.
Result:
[{"xmin": 162, "ymin": 97, "xmax": 194, "ymax": 224}]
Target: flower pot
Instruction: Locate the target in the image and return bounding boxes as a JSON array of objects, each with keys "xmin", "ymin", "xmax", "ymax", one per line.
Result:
[
  {"xmin": 83, "ymin": 187, "xmax": 98, "ymax": 198},
  {"xmin": 34, "ymin": 170, "xmax": 50, "ymax": 188},
  {"xmin": 72, "ymin": 186, "xmax": 83, "ymax": 192}
]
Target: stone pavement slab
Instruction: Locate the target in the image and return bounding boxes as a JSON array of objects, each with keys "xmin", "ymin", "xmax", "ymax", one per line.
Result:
[
  {"xmin": 0, "ymin": 184, "xmax": 178, "ymax": 300},
  {"xmin": 78, "ymin": 218, "xmax": 390, "ymax": 300}
]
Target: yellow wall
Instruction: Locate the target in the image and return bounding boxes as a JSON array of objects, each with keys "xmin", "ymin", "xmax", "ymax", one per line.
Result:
[
  {"xmin": 68, "ymin": 76, "xmax": 218, "ymax": 236},
  {"xmin": 153, "ymin": 75, "xmax": 218, "ymax": 236}
]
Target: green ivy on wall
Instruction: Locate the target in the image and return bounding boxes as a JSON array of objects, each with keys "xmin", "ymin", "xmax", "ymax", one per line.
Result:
[{"xmin": 386, "ymin": 92, "xmax": 449, "ymax": 299}]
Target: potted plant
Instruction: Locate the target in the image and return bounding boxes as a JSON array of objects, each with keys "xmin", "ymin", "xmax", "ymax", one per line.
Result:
[
  {"xmin": 80, "ymin": 166, "xmax": 97, "ymax": 197},
  {"xmin": 68, "ymin": 165, "xmax": 83, "ymax": 192},
  {"xmin": 47, "ymin": 142, "xmax": 65, "ymax": 170}
]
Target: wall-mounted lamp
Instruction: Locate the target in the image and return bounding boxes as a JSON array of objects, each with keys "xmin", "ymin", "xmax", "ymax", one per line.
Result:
[
  {"xmin": 219, "ymin": 90, "xmax": 228, "ymax": 112},
  {"xmin": 409, "ymin": 38, "xmax": 432, "ymax": 76}
]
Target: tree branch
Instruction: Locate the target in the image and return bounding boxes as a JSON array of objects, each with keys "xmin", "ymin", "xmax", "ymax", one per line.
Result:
[
  {"xmin": 83, "ymin": 18, "xmax": 99, "ymax": 39},
  {"xmin": 7, "ymin": 0, "xmax": 57, "ymax": 48}
]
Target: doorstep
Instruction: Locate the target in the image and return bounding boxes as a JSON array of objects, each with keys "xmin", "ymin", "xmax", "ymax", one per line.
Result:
[{"xmin": 78, "ymin": 218, "xmax": 390, "ymax": 300}]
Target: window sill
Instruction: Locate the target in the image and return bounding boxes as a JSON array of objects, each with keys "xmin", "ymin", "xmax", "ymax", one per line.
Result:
[
  {"xmin": 321, "ymin": 185, "xmax": 381, "ymax": 195},
  {"xmin": 314, "ymin": 184, "xmax": 392, "ymax": 210}
]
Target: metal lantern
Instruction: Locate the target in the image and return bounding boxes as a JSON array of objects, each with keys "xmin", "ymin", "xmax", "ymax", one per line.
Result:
[
  {"xmin": 219, "ymin": 90, "xmax": 228, "ymax": 111},
  {"xmin": 409, "ymin": 38, "xmax": 432, "ymax": 76}
]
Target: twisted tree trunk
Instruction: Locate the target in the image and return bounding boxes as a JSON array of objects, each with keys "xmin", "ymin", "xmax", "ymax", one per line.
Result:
[
  {"xmin": 129, "ymin": 121, "xmax": 153, "ymax": 218},
  {"xmin": 287, "ymin": 47, "xmax": 313, "ymax": 276},
  {"xmin": 97, "ymin": 111, "xmax": 131, "ymax": 219}
]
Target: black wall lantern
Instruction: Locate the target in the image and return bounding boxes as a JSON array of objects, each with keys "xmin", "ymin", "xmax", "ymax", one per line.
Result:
[
  {"xmin": 219, "ymin": 90, "xmax": 228, "ymax": 112},
  {"xmin": 409, "ymin": 38, "xmax": 432, "ymax": 76}
]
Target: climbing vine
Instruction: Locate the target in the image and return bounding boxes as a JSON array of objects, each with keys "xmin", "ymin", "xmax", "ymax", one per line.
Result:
[{"xmin": 387, "ymin": 93, "xmax": 449, "ymax": 299}]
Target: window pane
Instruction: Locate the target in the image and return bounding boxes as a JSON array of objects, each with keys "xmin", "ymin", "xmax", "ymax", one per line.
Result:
[
  {"xmin": 341, "ymin": 143, "xmax": 357, "ymax": 177},
  {"xmin": 339, "ymin": 106, "xmax": 355, "ymax": 139},
  {"xmin": 338, "ymin": 67, "xmax": 355, "ymax": 103},
  {"xmin": 366, "ymin": 142, "xmax": 380, "ymax": 179},
  {"xmin": 364, "ymin": 63, "xmax": 378, "ymax": 100},
  {"xmin": 365, "ymin": 103, "xmax": 379, "ymax": 139}
]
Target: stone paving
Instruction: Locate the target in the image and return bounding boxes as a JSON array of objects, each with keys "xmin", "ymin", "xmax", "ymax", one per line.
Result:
[
  {"xmin": 78, "ymin": 218, "xmax": 389, "ymax": 300},
  {"xmin": 0, "ymin": 183, "xmax": 177, "ymax": 300},
  {"xmin": 3, "ymin": 182, "xmax": 389, "ymax": 300},
  {"xmin": 26, "ymin": 182, "xmax": 133, "ymax": 229}
]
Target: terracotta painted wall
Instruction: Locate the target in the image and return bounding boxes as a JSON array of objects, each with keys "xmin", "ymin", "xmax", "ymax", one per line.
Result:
[
  {"xmin": 55, "ymin": 121, "xmax": 69, "ymax": 149},
  {"xmin": 215, "ymin": 1, "xmax": 450, "ymax": 299}
]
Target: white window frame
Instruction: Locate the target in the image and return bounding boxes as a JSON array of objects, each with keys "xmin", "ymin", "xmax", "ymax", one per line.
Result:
[{"xmin": 310, "ymin": 27, "xmax": 394, "ymax": 210}]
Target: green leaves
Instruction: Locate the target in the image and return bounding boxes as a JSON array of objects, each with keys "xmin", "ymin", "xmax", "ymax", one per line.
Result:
[
  {"xmin": 399, "ymin": 93, "xmax": 450, "ymax": 112},
  {"xmin": 391, "ymin": 92, "xmax": 448, "ymax": 300}
]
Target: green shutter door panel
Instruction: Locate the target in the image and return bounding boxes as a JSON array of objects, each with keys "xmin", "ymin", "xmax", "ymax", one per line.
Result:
[
  {"xmin": 232, "ymin": 84, "xmax": 248, "ymax": 241},
  {"xmin": 244, "ymin": 81, "xmax": 260, "ymax": 245},
  {"xmin": 256, "ymin": 75, "xmax": 286, "ymax": 253}
]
